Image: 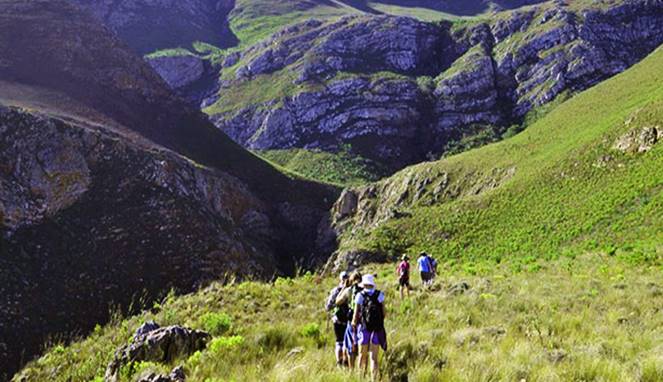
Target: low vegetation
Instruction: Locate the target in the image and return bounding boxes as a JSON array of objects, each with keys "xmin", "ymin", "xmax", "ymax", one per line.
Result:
[
  {"xmin": 340, "ymin": 47, "xmax": 663, "ymax": 271},
  {"xmin": 258, "ymin": 147, "xmax": 387, "ymax": 186},
  {"xmin": 15, "ymin": 254, "xmax": 663, "ymax": 381}
]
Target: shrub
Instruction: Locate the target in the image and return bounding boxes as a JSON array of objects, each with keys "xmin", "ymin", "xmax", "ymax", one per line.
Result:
[
  {"xmin": 257, "ymin": 327, "xmax": 295, "ymax": 351},
  {"xmin": 300, "ymin": 323, "xmax": 320, "ymax": 339},
  {"xmin": 209, "ymin": 335, "xmax": 245, "ymax": 353},
  {"xmin": 199, "ymin": 312, "xmax": 232, "ymax": 336}
]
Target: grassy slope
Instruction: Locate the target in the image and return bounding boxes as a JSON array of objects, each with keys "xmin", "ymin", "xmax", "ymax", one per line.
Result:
[
  {"xmin": 15, "ymin": 255, "xmax": 663, "ymax": 381},
  {"xmin": 14, "ymin": 31, "xmax": 663, "ymax": 382},
  {"xmin": 257, "ymin": 148, "xmax": 388, "ymax": 186},
  {"xmin": 342, "ymin": 46, "xmax": 663, "ymax": 268}
]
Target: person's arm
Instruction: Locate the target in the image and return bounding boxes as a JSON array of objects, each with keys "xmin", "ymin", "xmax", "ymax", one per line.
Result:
[
  {"xmin": 352, "ymin": 294, "xmax": 361, "ymax": 328},
  {"xmin": 335, "ymin": 287, "xmax": 348, "ymax": 306}
]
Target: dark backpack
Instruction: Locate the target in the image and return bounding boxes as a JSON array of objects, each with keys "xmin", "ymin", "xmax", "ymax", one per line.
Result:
[
  {"xmin": 334, "ymin": 302, "xmax": 351, "ymax": 323},
  {"xmin": 361, "ymin": 290, "xmax": 384, "ymax": 332}
]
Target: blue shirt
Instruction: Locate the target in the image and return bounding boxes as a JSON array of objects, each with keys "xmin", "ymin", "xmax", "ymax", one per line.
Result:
[{"xmin": 418, "ymin": 256, "xmax": 431, "ymax": 273}]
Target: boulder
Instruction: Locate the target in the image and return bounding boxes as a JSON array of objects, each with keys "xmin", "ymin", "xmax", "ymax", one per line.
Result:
[
  {"xmin": 105, "ymin": 326, "xmax": 210, "ymax": 382},
  {"xmin": 137, "ymin": 366, "xmax": 186, "ymax": 382}
]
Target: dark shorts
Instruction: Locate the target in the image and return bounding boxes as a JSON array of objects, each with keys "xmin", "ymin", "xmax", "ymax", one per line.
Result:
[
  {"xmin": 421, "ymin": 271, "xmax": 432, "ymax": 282},
  {"xmin": 399, "ymin": 276, "xmax": 410, "ymax": 287},
  {"xmin": 334, "ymin": 322, "xmax": 346, "ymax": 344}
]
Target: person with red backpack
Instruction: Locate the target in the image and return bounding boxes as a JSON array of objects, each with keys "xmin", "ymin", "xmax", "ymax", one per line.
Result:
[
  {"xmin": 396, "ymin": 254, "xmax": 411, "ymax": 299},
  {"xmin": 352, "ymin": 274, "xmax": 387, "ymax": 381}
]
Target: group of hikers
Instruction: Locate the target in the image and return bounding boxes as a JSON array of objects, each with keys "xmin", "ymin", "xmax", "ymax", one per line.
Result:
[{"xmin": 325, "ymin": 252, "xmax": 438, "ymax": 380}]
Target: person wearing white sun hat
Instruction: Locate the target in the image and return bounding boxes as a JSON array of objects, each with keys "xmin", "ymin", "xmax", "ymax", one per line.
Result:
[{"xmin": 351, "ymin": 273, "xmax": 387, "ymax": 381}]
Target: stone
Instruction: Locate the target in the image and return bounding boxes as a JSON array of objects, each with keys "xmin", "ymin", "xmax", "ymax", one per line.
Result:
[
  {"xmin": 105, "ymin": 326, "xmax": 209, "ymax": 382},
  {"xmin": 448, "ymin": 282, "xmax": 471, "ymax": 296},
  {"xmin": 134, "ymin": 321, "xmax": 161, "ymax": 341}
]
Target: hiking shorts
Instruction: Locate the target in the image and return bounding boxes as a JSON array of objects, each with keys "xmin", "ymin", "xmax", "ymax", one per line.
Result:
[
  {"xmin": 398, "ymin": 276, "xmax": 410, "ymax": 287},
  {"xmin": 420, "ymin": 271, "xmax": 432, "ymax": 282},
  {"xmin": 334, "ymin": 322, "xmax": 346, "ymax": 344},
  {"xmin": 357, "ymin": 327, "xmax": 381, "ymax": 346}
]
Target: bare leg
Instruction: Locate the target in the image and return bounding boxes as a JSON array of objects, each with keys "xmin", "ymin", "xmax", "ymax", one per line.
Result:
[
  {"xmin": 346, "ymin": 349, "xmax": 356, "ymax": 370},
  {"xmin": 369, "ymin": 343, "xmax": 380, "ymax": 381},
  {"xmin": 358, "ymin": 344, "xmax": 369, "ymax": 377},
  {"xmin": 335, "ymin": 342, "xmax": 343, "ymax": 366}
]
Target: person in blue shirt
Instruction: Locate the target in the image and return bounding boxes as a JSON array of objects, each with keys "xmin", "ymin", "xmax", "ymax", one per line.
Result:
[{"xmin": 417, "ymin": 252, "xmax": 433, "ymax": 287}]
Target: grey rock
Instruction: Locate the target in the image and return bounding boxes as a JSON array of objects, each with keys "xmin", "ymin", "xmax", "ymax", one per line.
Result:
[
  {"xmin": 105, "ymin": 326, "xmax": 209, "ymax": 382},
  {"xmin": 134, "ymin": 321, "xmax": 161, "ymax": 341},
  {"xmin": 448, "ymin": 281, "xmax": 471, "ymax": 296}
]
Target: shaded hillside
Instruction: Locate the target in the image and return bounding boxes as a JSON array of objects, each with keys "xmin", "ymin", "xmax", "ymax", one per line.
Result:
[
  {"xmin": 70, "ymin": 0, "xmax": 238, "ymax": 55},
  {"xmin": 0, "ymin": 0, "xmax": 338, "ymax": 378},
  {"xmin": 327, "ymin": 45, "xmax": 663, "ymax": 271}
]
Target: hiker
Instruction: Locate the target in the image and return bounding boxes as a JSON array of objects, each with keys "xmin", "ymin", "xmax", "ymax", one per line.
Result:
[
  {"xmin": 418, "ymin": 251, "xmax": 433, "ymax": 287},
  {"xmin": 396, "ymin": 254, "xmax": 411, "ymax": 299},
  {"xmin": 336, "ymin": 270, "xmax": 363, "ymax": 369},
  {"xmin": 326, "ymin": 271, "xmax": 350, "ymax": 367},
  {"xmin": 352, "ymin": 274, "xmax": 387, "ymax": 381}
]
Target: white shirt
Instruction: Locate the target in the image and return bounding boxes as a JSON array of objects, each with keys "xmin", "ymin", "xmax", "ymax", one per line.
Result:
[{"xmin": 355, "ymin": 288, "xmax": 385, "ymax": 307}]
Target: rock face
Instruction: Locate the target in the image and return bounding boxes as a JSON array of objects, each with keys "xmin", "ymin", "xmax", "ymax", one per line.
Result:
[
  {"xmin": 210, "ymin": 1, "xmax": 663, "ymax": 170},
  {"xmin": 105, "ymin": 325, "xmax": 208, "ymax": 381},
  {"xmin": 0, "ymin": 1, "xmax": 337, "ymax": 378},
  {"xmin": 0, "ymin": 106, "xmax": 274, "ymax": 378},
  {"xmin": 69, "ymin": 0, "xmax": 238, "ymax": 54},
  {"xmin": 213, "ymin": 74, "xmax": 434, "ymax": 170}
]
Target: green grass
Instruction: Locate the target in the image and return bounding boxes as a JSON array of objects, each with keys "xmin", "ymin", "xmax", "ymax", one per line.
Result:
[
  {"xmin": 338, "ymin": 46, "xmax": 663, "ymax": 268},
  {"xmin": 257, "ymin": 147, "xmax": 387, "ymax": 186},
  {"xmin": 15, "ymin": 255, "xmax": 663, "ymax": 381}
]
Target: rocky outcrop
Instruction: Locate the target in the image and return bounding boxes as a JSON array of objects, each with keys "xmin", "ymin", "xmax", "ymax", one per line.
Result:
[
  {"xmin": 210, "ymin": 1, "xmax": 663, "ymax": 171},
  {"xmin": 0, "ymin": 1, "xmax": 338, "ymax": 377},
  {"xmin": 236, "ymin": 16, "xmax": 447, "ymax": 82},
  {"xmin": 434, "ymin": 45, "xmax": 501, "ymax": 138},
  {"xmin": 613, "ymin": 125, "xmax": 661, "ymax": 153},
  {"xmin": 325, "ymin": 163, "xmax": 517, "ymax": 272},
  {"xmin": 105, "ymin": 325, "xmax": 208, "ymax": 382},
  {"xmin": 0, "ymin": 106, "xmax": 282, "ymax": 376},
  {"xmin": 213, "ymin": 75, "xmax": 433, "ymax": 170}
]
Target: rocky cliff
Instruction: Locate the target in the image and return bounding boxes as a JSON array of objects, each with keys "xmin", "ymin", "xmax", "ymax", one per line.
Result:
[
  {"xmin": 206, "ymin": 0, "xmax": 663, "ymax": 170},
  {"xmin": 0, "ymin": 0, "xmax": 336, "ymax": 378}
]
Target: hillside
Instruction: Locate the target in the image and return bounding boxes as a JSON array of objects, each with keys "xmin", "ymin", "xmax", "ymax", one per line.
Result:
[
  {"xmin": 204, "ymin": 0, "xmax": 663, "ymax": 172},
  {"xmin": 328, "ymin": 45, "xmax": 663, "ymax": 271},
  {"xmin": 0, "ymin": 0, "xmax": 337, "ymax": 378},
  {"xmin": 79, "ymin": 0, "xmax": 663, "ymax": 175},
  {"xmin": 12, "ymin": 26, "xmax": 663, "ymax": 382},
  {"xmin": 13, "ymin": 248, "xmax": 663, "ymax": 381}
]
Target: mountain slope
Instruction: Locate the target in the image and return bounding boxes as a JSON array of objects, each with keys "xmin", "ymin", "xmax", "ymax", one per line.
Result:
[
  {"xmin": 204, "ymin": 0, "xmax": 663, "ymax": 172},
  {"xmin": 327, "ymin": 45, "xmax": 663, "ymax": 270},
  {"xmin": 0, "ymin": 0, "xmax": 337, "ymax": 378}
]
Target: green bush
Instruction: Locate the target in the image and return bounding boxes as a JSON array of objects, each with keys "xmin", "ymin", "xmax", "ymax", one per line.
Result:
[
  {"xmin": 209, "ymin": 335, "xmax": 245, "ymax": 353},
  {"xmin": 257, "ymin": 326, "xmax": 295, "ymax": 351},
  {"xmin": 199, "ymin": 312, "xmax": 232, "ymax": 336}
]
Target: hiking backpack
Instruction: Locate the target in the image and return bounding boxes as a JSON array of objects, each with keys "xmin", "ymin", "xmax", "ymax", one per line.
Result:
[
  {"xmin": 334, "ymin": 301, "xmax": 351, "ymax": 324},
  {"xmin": 361, "ymin": 290, "xmax": 384, "ymax": 332}
]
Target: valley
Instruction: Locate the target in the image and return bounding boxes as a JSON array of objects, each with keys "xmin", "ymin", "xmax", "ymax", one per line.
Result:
[{"xmin": 0, "ymin": 0, "xmax": 661, "ymax": 380}]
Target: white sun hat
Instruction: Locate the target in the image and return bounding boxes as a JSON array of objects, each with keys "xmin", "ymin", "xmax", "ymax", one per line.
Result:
[{"xmin": 360, "ymin": 274, "xmax": 376, "ymax": 288}]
